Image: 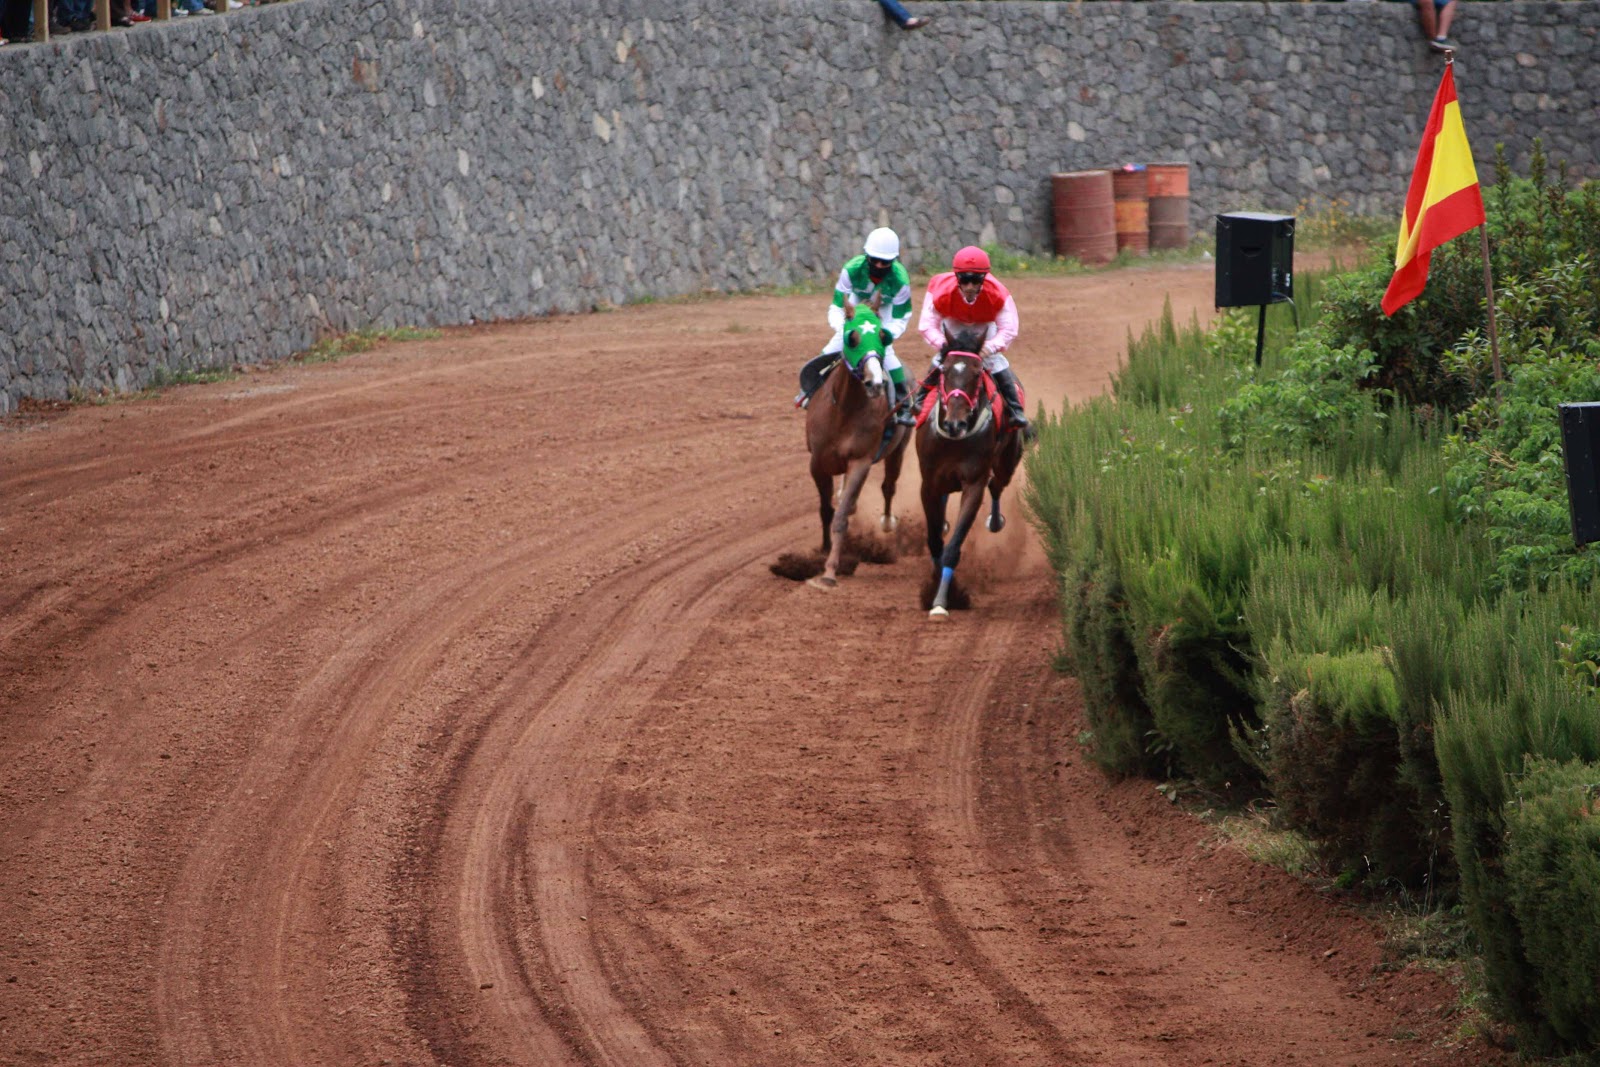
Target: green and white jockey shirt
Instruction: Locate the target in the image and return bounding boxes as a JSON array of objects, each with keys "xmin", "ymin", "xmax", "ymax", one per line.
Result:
[{"xmin": 828, "ymin": 254, "xmax": 913, "ymax": 344}]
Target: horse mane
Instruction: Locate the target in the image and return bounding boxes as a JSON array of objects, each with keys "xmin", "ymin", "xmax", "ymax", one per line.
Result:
[{"xmin": 941, "ymin": 324, "xmax": 987, "ymax": 361}]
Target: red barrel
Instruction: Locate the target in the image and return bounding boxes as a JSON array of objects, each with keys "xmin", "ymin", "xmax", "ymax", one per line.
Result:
[
  {"xmin": 1051, "ymin": 170, "xmax": 1116, "ymax": 266},
  {"xmin": 1147, "ymin": 161, "xmax": 1189, "ymax": 198},
  {"xmin": 1111, "ymin": 166, "xmax": 1149, "ymax": 256},
  {"xmin": 1147, "ymin": 161, "xmax": 1190, "ymax": 250}
]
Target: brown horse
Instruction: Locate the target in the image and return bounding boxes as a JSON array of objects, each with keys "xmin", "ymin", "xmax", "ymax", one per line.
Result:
[
  {"xmin": 804, "ymin": 301, "xmax": 911, "ymax": 588},
  {"xmin": 914, "ymin": 325, "xmax": 1028, "ymax": 617}
]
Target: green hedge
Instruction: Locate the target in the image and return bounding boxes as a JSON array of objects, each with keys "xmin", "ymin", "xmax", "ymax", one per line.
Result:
[
  {"xmin": 1027, "ymin": 151, "xmax": 1600, "ymax": 1052},
  {"xmin": 1502, "ymin": 756, "xmax": 1600, "ymax": 1052}
]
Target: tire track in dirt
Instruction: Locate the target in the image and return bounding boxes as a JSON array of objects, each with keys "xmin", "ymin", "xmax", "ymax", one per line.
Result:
[
  {"xmin": 151, "ymin": 454, "xmax": 803, "ymax": 1067},
  {"xmin": 417, "ymin": 512, "xmax": 807, "ymax": 1066}
]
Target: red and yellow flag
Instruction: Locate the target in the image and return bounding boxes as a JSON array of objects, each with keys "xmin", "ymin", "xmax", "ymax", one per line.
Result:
[{"xmin": 1381, "ymin": 65, "xmax": 1486, "ymax": 316}]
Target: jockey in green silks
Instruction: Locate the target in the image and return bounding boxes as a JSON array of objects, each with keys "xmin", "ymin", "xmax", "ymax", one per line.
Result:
[{"xmin": 794, "ymin": 227, "xmax": 917, "ymax": 425}]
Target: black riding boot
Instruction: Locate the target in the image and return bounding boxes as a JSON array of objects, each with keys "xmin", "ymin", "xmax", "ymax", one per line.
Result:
[
  {"xmin": 992, "ymin": 367, "xmax": 1034, "ymax": 440},
  {"xmin": 795, "ymin": 351, "xmax": 836, "ymax": 408}
]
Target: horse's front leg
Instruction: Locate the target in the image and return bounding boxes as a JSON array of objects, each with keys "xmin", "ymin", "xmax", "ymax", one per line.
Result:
[
  {"xmin": 812, "ymin": 458, "xmax": 873, "ymax": 588},
  {"xmin": 930, "ymin": 480, "xmax": 987, "ymax": 618}
]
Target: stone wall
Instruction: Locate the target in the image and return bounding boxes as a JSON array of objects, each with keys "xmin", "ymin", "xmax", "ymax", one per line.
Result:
[{"xmin": 1, "ymin": 0, "xmax": 1595, "ymax": 412}]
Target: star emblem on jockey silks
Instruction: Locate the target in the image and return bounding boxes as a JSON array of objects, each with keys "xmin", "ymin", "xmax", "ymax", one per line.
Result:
[{"xmin": 859, "ymin": 321, "xmax": 879, "ymax": 336}]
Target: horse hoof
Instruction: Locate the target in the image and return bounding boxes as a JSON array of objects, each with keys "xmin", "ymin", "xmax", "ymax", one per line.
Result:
[
  {"xmin": 807, "ymin": 575, "xmax": 838, "ymax": 590},
  {"xmin": 929, "ymin": 606, "xmax": 949, "ymax": 620},
  {"xmin": 987, "ymin": 513, "xmax": 1005, "ymax": 533},
  {"xmin": 881, "ymin": 514, "xmax": 899, "ymax": 533}
]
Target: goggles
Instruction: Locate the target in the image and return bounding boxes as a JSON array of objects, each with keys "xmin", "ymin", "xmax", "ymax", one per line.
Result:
[
  {"xmin": 955, "ymin": 271, "xmax": 987, "ymax": 285},
  {"xmin": 867, "ymin": 256, "xmax": 894, "ymax": 272}
]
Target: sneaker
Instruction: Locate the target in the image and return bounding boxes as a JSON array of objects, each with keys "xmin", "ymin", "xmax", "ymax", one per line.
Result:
[
  {"xmin": 191, "ymin": 5, "xmax": 214, "ymax": 13},
  {"xmin": 903, "ymin": 16, "xmax": 929, "ymax": 30},
  {"xmin": 1429, "ymin": 36, "xmax": 1455, "ymax": 52},
  {"xmin": 129, "ymin": 11, "xmax": 151, "ymax": 20}
]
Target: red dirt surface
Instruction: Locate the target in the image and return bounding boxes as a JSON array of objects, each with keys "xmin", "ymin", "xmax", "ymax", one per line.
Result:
[{"xmin": 0, "ymin": 263, "xmax": 1508, "ymax": 1066}]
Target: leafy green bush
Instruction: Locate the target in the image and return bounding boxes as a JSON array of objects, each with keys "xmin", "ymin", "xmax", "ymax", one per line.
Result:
[
  {"xmin": 1314, "ymin": 142, "xmax": 1600, "ymax": 415},
  {"xmin": 1443, "ymin": 259, "xmax": 1600, "ymax": 592},
  {"xmin": 1503, "ymin": 756, "xmax": 1600, "ymax": 1052}
]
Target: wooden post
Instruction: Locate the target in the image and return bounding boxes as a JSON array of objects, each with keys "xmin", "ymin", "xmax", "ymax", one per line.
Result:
[
  {"xmin": 33, "ymin": 0, "xmax": 49, "ymax": 40},
  {"xmin": 157, "ymin": 0, "xmax": 171, "ymax": 19},
  {"xmin": 95, "ymin": 0, "xmax": 109, "ymax": 30}
]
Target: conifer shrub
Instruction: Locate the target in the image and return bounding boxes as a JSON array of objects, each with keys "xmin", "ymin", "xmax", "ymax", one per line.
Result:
[
  {"xmin": 1254, "ymin": 648, "xmax": 1436, "ymax": 884},
  {"xmin": 1064, "ymin": 560, "xmax": 1159, "ymax": 777},
  {"xmin": 1502, "ymin": 756, "xmax": 1600, "ymax": 1052},
  {"xmin": 1434, "ymin": 584, "xmax": 1600, "ymax": 1053}
]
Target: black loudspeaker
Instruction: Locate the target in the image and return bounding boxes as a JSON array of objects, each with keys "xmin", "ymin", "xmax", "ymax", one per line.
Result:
[
  {"xmin": 1559, "ymin": 402, "xmax": 1600, "ymax": 547},
  {"xmin": 1215, "ymin": 212, "xmax": 1295, "ymax": 308}
]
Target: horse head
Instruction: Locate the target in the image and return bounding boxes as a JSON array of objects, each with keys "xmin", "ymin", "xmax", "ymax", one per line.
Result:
[
  {"xmin": 841, "ymin": 302, "xmax": 889, "ymax": 400},
  {"xmin": 934, "ymin": 324, "xmax": 992, "ymax": 437}
]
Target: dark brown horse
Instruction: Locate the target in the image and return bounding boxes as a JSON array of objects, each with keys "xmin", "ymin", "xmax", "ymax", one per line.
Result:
[
  {"xmin": 804, "ymin": 301, "xmax": 911, "ymax": 588},
  {"xmin": 914, "ymin": 325, "xmax": 1028, "ymax": 617}
]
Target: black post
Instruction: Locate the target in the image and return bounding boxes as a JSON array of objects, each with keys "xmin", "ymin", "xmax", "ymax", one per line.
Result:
[{"xmin": 1254, "ymin": 303, "xmax": 1267, "ymax": 367}]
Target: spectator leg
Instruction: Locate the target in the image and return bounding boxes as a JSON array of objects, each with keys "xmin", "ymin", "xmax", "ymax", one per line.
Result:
[{"xmin": 875, "ymin": 0, "xmax": 913, "ymax": 29}]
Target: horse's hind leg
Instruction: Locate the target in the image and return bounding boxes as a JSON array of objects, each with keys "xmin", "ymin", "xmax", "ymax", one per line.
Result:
[
  {"xmin": 986, "ymin": 438, "xmax": 1024, "ymax": 532},
  {"xmin": 879, "ymin": 433, "xmax": 906, "ymax": 532},
  {"xmin": 813, "ymin": 466, "xmax": 835, "ymax": 556},
  {"xmin": 986, "ymin": 481, "xmax": 1005, "ymax": 533},
  {"xmin": 815, "ymin": 459, "xmax": 872, "ymax": 588}
]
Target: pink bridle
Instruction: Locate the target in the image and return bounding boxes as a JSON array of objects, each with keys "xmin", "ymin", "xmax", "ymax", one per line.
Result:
[{"xmin": 937, "ymin": 351, "xmax": 988, "ymax": 412}]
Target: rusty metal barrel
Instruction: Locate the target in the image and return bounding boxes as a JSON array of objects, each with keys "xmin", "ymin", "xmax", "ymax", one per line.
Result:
[
  {"xmin": 1147, "ymin": 161, "xmax": 1191, "ymax": 250},
  {"xmin": 1111, "ymin": 165, "xmax": 1149, "ymax": 256},
  {"xmin": 1051, "ymin": 170, "xmax": 1117, "ymax": 266}
]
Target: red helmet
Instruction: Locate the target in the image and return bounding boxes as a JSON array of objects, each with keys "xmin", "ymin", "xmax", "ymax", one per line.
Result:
[{"xmin": 952, "ymin": 246, "xmax": 990, "ymax": 273}]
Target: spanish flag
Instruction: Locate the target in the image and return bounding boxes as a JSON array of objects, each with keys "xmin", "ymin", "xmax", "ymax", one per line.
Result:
[{"xmin": 1381, "ymin": 66, "xmax": 1486, "ymax": 316}]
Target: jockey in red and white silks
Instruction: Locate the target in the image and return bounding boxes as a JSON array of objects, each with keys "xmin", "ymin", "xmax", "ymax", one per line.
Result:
[
  {"xmin": 918, "ymin": 251, "xmax": 1019, "ymax": 373},
  {"xmin": 912, "ymin": 246, "xmax": 1031, "ymax": 436}
]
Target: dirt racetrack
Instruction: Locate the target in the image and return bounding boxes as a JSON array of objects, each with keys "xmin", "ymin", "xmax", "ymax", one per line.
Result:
[{"xmin": 1, "ymin": 263, "xmax": 1507, "ymax": 1066}]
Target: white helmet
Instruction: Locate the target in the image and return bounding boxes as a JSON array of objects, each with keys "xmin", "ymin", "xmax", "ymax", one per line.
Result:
[{"xmin": 863, "ymin": 227, "xmax": 900, "ymax": 261}]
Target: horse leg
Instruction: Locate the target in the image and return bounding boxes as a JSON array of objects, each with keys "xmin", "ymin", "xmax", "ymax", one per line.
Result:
[
  {"xmin": 986, "ymin": 480, "xmax": 1005, "ymax": 533},
  {"xmin": 930, "ymin": 480, "xmax": 987, "ymax": 619},
  {"xmin": 812, "ymin": 464, "xmax": 834, "ymax": 556},
  {"xmin": 813, "ymin": 458, "xmax": 873, "ymax": 588},
  {"xmin": 986, "ymin": 435, "xmax": 1024, "ymax": 533},
  {"xmin": 922, "ymin": 482, "xmax": 946, "ymax": 575},
  {"xmin": 879, "ymin": 430, "xmax": 906, "ymax": 533}
]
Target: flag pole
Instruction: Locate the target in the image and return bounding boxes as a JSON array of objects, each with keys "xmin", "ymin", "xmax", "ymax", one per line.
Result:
[
  {"xmin": 1479, "ymin": 223, "xmax": 1503, "ymax": 387},
  {"xmin": 1440, "ymin": 52, "xmax": 1504, "ymax": 390}
]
